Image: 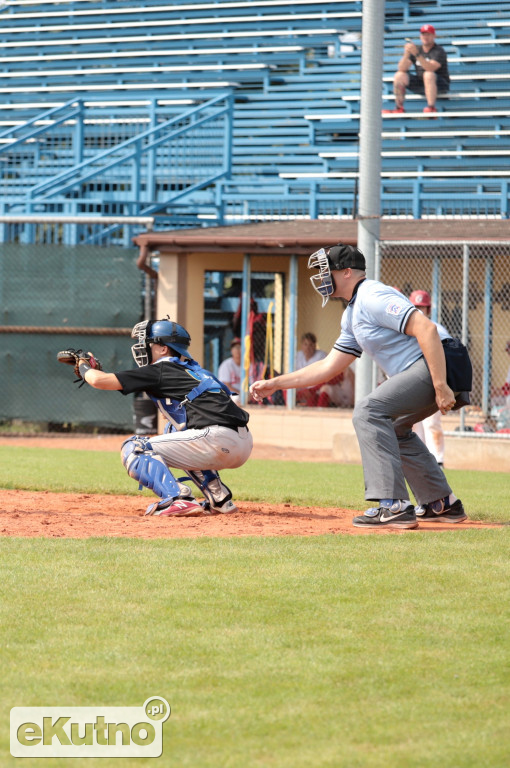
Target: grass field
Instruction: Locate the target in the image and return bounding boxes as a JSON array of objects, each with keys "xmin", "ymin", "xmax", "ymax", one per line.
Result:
[{"xmin": 1, "ymin": 446, "xmax": 509, "ymax": 767}]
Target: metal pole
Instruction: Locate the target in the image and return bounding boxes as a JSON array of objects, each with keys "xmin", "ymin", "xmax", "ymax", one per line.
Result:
[
  {"xmin": 431, "ymin": 256, "xmax": 440, "ymax": 324},
  {"xmin": 223, "ymin": 93, "xmax": 234, "ymax": 178},
  {"xmin": 460, "ymin": 244, "xmax": 470, "ymax": 431},
  {"xmin": 482, "ymin": 254, "xmax": 493, "ymax": 416},
  {"xmin": 355, "ymin": 0, "xmax": 385, "ymax": 402},
  {"xmin": 144, "ymin": 220, "xmax": 154, "ymax": 320},
  {"xmin": 239, "ymin": 253, "xmax": 251, "ymax": 407},
  {"xmin": 461, "ymin": 245, "xmax": 470, "ymax": 346},
  {"xmin": 287, "ymin": 254, "xmax": 298, "ymax": 409},
  {"xmin": 74, "ymin": 99, "xmax": 84, "ymax": 167},
  {"xmin": 372, "ymin": 240, "xmax": 381, "ymax": 391},
  {"xmin": 146, "ymin": 98, "xmax": 157, "ymax": 205}
]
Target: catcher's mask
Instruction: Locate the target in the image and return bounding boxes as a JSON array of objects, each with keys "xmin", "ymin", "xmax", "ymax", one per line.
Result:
[
  {"xmin": 308, "ymin": 243, "xmax": 366, "ymax": 307},
  {"xmin": 131, "ymin": 319, "xmax": 191, "ymax": 367}
]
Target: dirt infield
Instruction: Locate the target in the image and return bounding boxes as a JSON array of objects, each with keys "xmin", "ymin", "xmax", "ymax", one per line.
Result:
[{"xmin": 0, "ymin": 435, "xmax": 499, "ymax": 538}]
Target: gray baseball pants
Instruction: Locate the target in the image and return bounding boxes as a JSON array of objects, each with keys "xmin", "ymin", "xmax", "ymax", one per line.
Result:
[
  {"xmin": 352, "ymin": 356, "xmax": 452, "ymax": 504},
  {"xmin": 149, "ymin": 425, "xmax": 252, "ymax": 471}
]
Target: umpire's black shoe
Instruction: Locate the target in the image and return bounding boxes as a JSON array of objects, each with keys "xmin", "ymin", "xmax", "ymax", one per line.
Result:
[
  {"xmin": 352, "ymin": 500, "xmax": 418, "ymax": 529},
  {"xmin": 415, "ymin": 497, "xmax": 467, "ymax": 523}
]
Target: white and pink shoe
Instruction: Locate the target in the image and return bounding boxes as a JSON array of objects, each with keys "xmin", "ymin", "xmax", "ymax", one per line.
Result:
[{"xmin": 145, "ymin": 498, "xmax": 203, "ymax": 517}]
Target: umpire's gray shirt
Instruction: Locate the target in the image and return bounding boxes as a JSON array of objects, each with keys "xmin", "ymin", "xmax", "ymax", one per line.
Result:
[{"xmin": 333, "ymin": 279, "xmax": 451, "ymax": 378}]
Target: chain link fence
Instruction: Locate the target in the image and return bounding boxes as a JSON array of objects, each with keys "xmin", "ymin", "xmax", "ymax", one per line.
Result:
[
  {"xmin": 0, "ymin": 238, "xmax": 145, "ymax": 433},
  {"xmin": 204, "ymin": 269, "xmax": 287, "ymax": 406},
  {"xmin": 208, "ymin": 244, "xmax": 510, "ymax": 435},
  {"xmin": 3, "ymin": 231, "xmax": 509, "ymax": 437},
  {"xmin": 376, "ymin": 241, "xmax": 510, "ymax": 434}
]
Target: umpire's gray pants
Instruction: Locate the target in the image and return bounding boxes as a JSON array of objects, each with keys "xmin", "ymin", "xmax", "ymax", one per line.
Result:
[{"xmin": 352, "ymin": 357, "xmax": 452, "ymax": 504}]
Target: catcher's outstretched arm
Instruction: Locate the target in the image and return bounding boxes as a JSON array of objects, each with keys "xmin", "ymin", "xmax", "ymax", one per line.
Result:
[
  {"xmin": 250, "ymin": 348, "xmax": 355, "ymax": 402},
  {"xmin": 82, "ymin": 368, "xmax": 123, "ymax": 390}
]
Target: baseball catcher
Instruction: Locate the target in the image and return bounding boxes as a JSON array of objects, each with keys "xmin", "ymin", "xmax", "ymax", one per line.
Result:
[{"xmin": 57, "ymin": 319, "xmax": 252, "ymax": 517}]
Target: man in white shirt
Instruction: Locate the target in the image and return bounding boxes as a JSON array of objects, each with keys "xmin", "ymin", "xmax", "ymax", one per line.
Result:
[
  {"xmin": 296, "ymin": 332, "xmax": 327, "ymax": 369},
  {"xmin": 295, "ymin": 332, "xmax": 327, "ymax": 406},
  {"xmin": 218, "ymin": 337, "xmax": 242, "ymax": 400}
]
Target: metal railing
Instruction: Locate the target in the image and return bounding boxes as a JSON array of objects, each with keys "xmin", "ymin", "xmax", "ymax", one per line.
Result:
[{"xmin": 0, "ymin": 94, "xmax": 234, "ymax": 242}]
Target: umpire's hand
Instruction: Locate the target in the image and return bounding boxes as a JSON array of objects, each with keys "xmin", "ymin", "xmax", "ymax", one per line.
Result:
[
  {"xmin": 435, "ymin": 382, "xmax": 456, "ymax": 415},
  {"xmin": 250, "ymin": 378, "xmax": 279, "ymax": 403}
]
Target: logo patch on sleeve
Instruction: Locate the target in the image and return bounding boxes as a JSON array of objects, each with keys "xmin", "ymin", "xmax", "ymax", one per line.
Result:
[{"xmin": 385, "ymin": 301, "xmax": 406, "ymax": 316}]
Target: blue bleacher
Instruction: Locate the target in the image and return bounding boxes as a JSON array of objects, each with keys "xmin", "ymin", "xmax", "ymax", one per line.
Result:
[{"xmin": 0, "ymin": 0, "xmax": 509, "ymax": 237}]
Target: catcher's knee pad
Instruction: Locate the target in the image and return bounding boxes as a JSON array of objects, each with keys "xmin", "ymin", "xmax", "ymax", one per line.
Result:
[
  {"xmin": 183, "ymin": 469, "xmax": 232, "ymax": 506},
  {"xmin": 121, "ymin": 437, "xmax": 180, "ymax": 500}
]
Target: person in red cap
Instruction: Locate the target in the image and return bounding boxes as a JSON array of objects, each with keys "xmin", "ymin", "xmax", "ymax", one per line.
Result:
[
  {"xmin": 383, "ymin": 24, "xmax": 450, "ymax": 115},
  {"xmin": 410, "ymin": 289, "xmax": 448, "ymax": 466}
]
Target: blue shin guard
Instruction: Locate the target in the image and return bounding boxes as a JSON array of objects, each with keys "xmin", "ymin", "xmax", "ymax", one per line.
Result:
[{"xmin": 121, "ymin": 438, "xmax": 181, "ymax": 513}]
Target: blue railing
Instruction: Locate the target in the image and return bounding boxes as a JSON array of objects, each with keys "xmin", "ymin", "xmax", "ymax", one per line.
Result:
[{"xmin": 6, "ymin": 93, "xmax": 234, "ymax": 243}]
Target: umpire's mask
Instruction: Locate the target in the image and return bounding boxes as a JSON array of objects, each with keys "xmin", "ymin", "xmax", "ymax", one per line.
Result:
[
  {"xmin": 308, "ymin": 247, "xmax": 336, "ymax": 307},
  {"xmin": 308, "ymin": 244, "xmax": 366, "ymax": 307}
]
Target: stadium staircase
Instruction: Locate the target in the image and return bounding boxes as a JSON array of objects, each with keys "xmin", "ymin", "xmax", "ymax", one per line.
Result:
[{"xmin": 0, "ymin": 0, "xmax": 509, "ymax": 242}]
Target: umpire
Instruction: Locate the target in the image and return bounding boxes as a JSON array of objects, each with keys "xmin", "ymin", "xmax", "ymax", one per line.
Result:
[{"xmin": 250, "ymin": 243, "xmax": 470, "ymax": 530}]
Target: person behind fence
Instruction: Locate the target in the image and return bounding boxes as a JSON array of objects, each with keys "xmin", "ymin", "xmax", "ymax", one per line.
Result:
[
  {"xmin": 72, "ymin": 318, "xmax": 252, "ymax": 517},
  {"xmin": 410, "ymin": 289, "xmax": 448, "ymax": 466},
  {"xmin": 295, "ymin": 331, "xmax": 327, "ymax": 406},
  {"xmin": 232, "ymin": 296, "xmax": 285, "ymax": 406},
  {"xmin": 383, "ymin": 23, "xmax": 449, "ymax": 116},
  {"xmin": 503, "ymin": 339, "xmax": 510, "ymax": 407},
  {"xmin": 492, "ymin": 338, "xmax": 510, "ymax": 414},
  {"xmin": 316, "ymin": 365, "xmax": 356, "ymax": 409},
  {"xmin": 249, "ymin": 243, "xmax": 471, "ymax": 530},
  {"xmin": 232, "ymin": 296, "xmax": 267, "ymax": 367},
  {"xmin": 218, "ymin": 337, "xmax": 242, "ymax": 401}
]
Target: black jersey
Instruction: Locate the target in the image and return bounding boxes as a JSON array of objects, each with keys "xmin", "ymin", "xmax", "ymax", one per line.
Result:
[
  {"xmin": 116, "ymin": 359, "xmax": 249, "ymax": 431},
  {"xmin": 415, "ymin": 43, "xmax": 449, "ymax": 83}
]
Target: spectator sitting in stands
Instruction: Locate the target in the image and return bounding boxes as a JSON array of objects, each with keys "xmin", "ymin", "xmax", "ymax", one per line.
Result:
[
  {"xmin": 295, "ymin": 332, "xmax": 327, "ymax": 406},
  {"xmin": 383, "ymin": 23, "xmax": 449, "ymax": 116},
  {"xmin": 218, "ymin": 337, "xmax": 242, "ymax": 402}
]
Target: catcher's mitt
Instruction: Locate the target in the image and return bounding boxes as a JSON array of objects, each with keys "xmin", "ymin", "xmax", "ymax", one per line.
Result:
[{"xmin": 57, "ymin": 348, "xmax": 102, "ymax": 386}]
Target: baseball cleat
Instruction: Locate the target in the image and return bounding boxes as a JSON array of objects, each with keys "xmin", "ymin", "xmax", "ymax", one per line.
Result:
[
  {"xmin": 352, "ymin": 500, "xmax": 418, "ymax": 529},
  {"xmin": 145, "ymin": 498, "xmax": 204, "ymax": 517},
  {"xmin": 202, "ymin": 497, "xmax": 239, "ymax": 515},
  {"xmin": 415, "ymin": 497, "xmax": 467, "ymax": 523}
]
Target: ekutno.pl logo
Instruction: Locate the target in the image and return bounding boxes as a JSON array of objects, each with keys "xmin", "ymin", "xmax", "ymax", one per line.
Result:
[{"xmin": 10, "ymin": 697, "xmax": 170, "ymax": 758}]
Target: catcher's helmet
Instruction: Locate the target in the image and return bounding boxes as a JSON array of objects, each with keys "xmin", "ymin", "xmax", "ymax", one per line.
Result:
[
  {"xmin": 131, "ymin": 319, "xmax": 191, "ymax": 367},
  {"xmin": 409, "ymin": 289, "xmax": 431, "ymax": 307}
]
